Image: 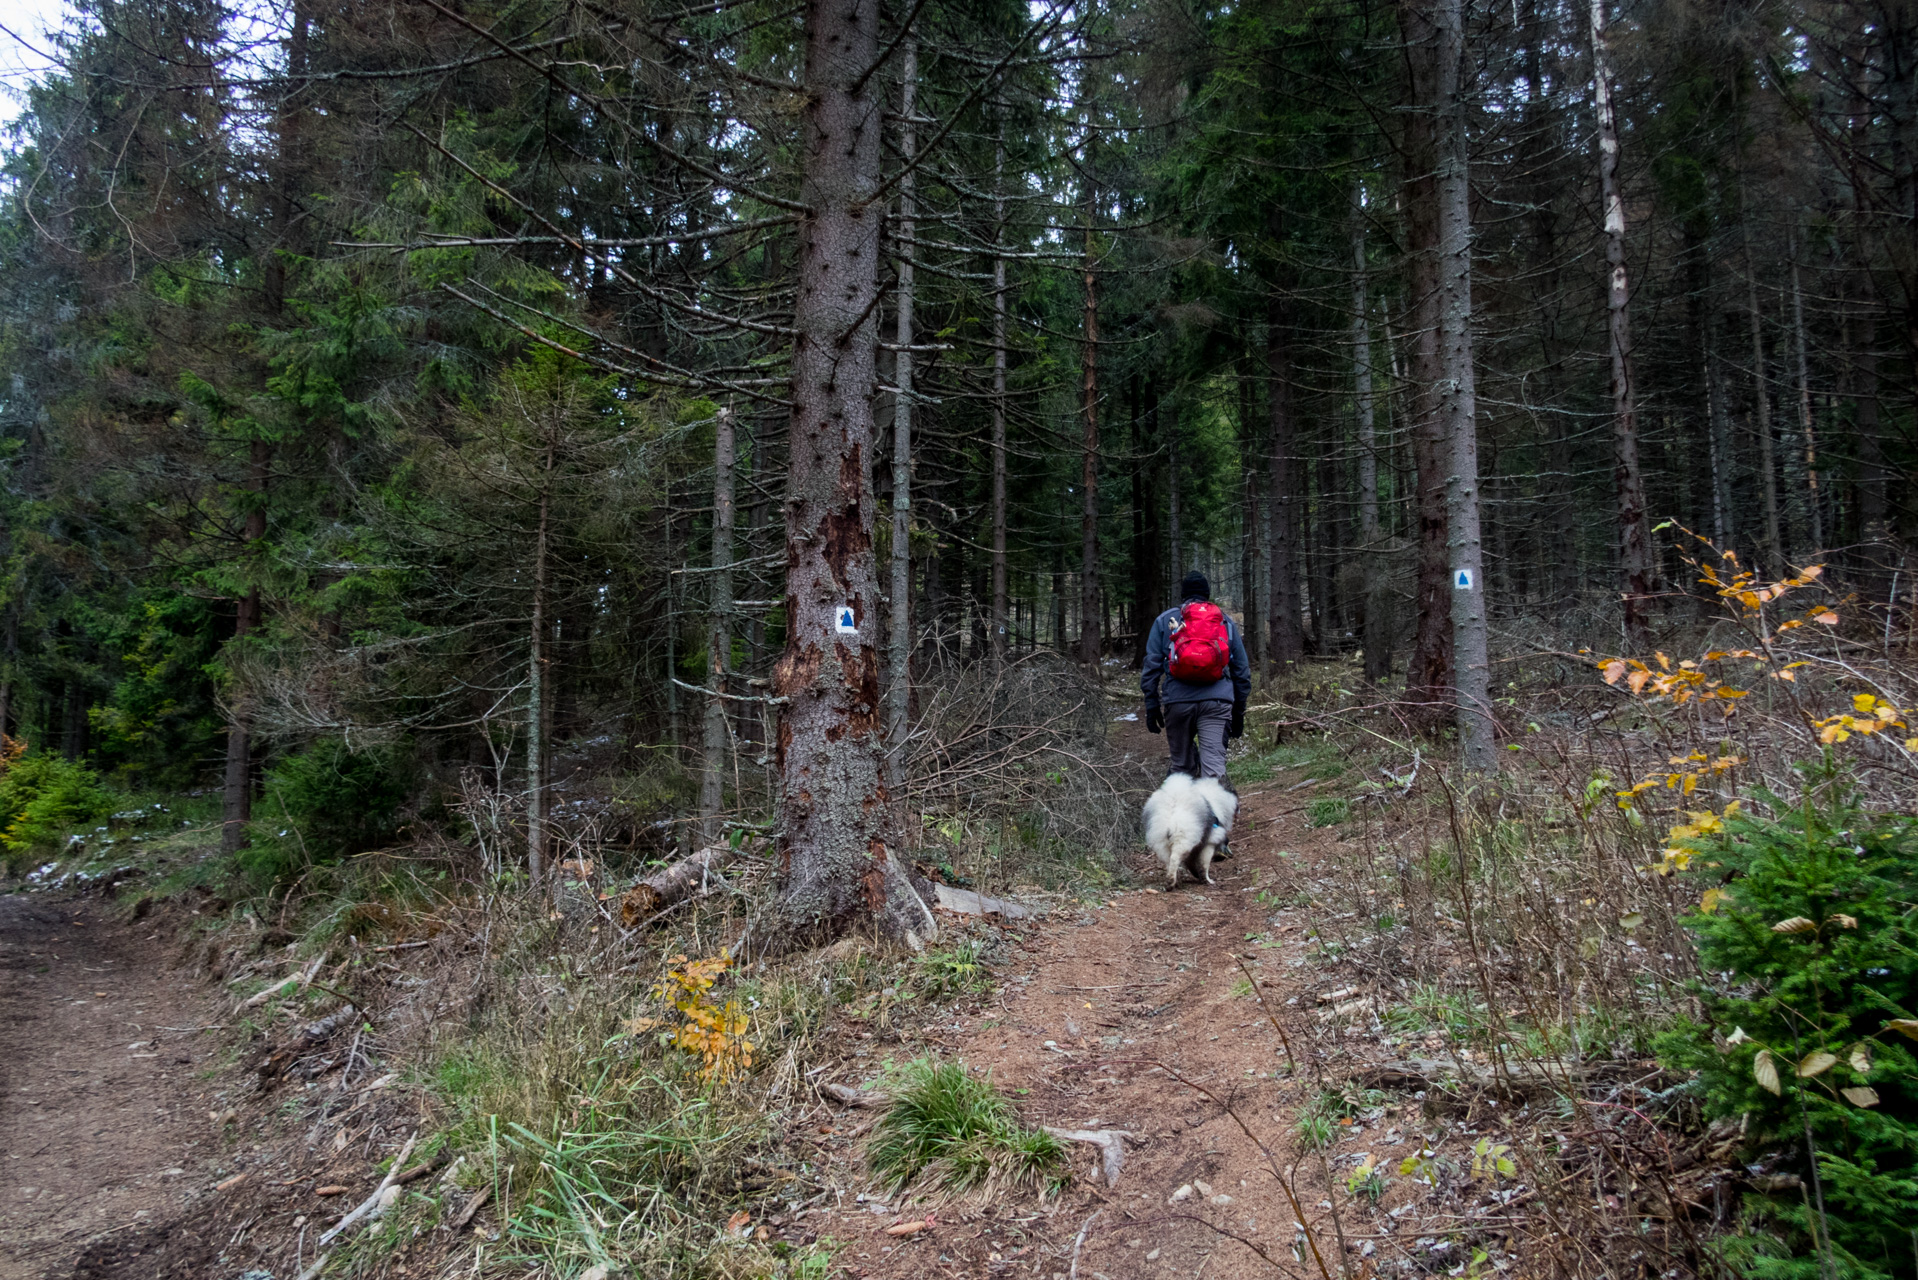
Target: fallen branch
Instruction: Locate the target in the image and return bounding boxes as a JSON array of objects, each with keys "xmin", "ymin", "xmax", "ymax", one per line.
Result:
[
  {"xmin": 1042, "ymin": 1127, "xmax": 1135, "ymax": 1186},
  {"xmin": 1068, "ymin": 1210, "xmax": 1101, "ymax": 1280},
  {"xmin": 619, "ymin": 845, "xmax": 735, "ymax": 926},
  {"xmin": 448, "ymin": 1185, "xmax": 490, "ymax": 1229},
  {"xmin": 317, "ymin": 1131, "xmax": 417, "ymax": 1248},
  {"xmin": 238, "ymin": 956, "xmax": 323, "ymax": 1011}
]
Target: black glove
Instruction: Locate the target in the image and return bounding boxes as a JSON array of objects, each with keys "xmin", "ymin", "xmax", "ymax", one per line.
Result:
[
  {"xmin": 1229, "ymin": 701, "xmax": 1246, "ymax": 740},
  {"xmin": 1145, "ymin": 705, "xmax": 1163, "ymax": 734}
]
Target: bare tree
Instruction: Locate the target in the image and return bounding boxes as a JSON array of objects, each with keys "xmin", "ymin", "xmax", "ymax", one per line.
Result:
[{"xmin": 700, "ymin": 407, "xmax": 737, "ymax": 846}]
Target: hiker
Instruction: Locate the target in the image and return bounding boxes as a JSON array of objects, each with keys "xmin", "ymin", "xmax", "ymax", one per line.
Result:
[{"xmin": 1140, "ymin": 571, "xmax": 1251, "ymax": 780}]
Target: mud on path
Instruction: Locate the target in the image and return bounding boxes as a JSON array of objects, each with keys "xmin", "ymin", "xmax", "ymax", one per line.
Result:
[
  {"xmin": 806, "ymin": 775, "xmax": 1429, "ymax": 1280},
  {"xmin": 0, "ymin": 895, "xmax": 230, "ymax": 1280}
]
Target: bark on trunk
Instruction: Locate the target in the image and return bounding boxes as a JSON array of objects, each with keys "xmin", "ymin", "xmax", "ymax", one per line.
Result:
[
  {"xmin": 990, "ymin": 114, "xmax": 1009, "ymax": 667},
  {"xmin": 1591, "ymin": 0, "xmax": 1653, "ymax": 644},
  {"xmin": 526, "ymin": 446, "xmax": 553, "ymax": 883},
  {"xmin": 889, "ymin": 43, "xmax": 917, "ymax": 788},
  {"xmin": 1851, "ymin": 279, "xmax": 1887, "ymax": 550},
  {"xmin": 1168, "ymin": 421, "xmax": 1182, "ymax": 584},
  {"xmin": 221, "ymin": 438, "xmax": 270, "ymax": 855},
  {"xmin": 1239, "ymin": 361, "xmax": 1262, "ymax": 671},
  {"xmin": 1745, "ymin": 262, "xmax": 1785, "ymax": 575},
  {"xmin": 1411, "ymin": 0, "xmax": 1493, "ymax": 769},
  {"xmin": 1265, "ymin": 297, "xmax": 1304, "ymax": 664},
  {"xmin": 1706, "ymin": 322, "xmax": 1736, "ymax": 551},
  {"xmin": 1353, "ymin": 197, "xmax": 1390, "ymax": 683},
  {"xmin": 701, "ymin": 409, "xmax": 737, "ymax": 846},
  {"xmin": 772, "ymin": 0, "xmax": 935, "ymax": 949},
  {"xmin": 1401, "ymin": 25, "xmax": 1452, "ymax": 715},
  {"xmin": 1789, "ymin": 236, "xmax": 1823, "ymax": 555},
  {"xmin": 1079, "ymin": 191, "xmax": 1102, "ymax": 666}
]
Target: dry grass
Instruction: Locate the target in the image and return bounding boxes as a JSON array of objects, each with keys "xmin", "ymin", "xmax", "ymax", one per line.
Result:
[{"xmin": 1228, "ymin": 563, "xmax": 1918, "ymax": 1279}]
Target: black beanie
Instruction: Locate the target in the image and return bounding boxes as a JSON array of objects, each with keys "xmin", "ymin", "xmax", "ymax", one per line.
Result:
[{"xmin": 1180, "ymin": 570, "xmax": 1209, "ymax": 601}]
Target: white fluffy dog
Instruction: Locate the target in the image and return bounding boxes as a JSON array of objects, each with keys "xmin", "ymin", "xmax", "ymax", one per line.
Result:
[{"xmin": 1143, "ymin": 772, "xmax": 1239, "ymax": 889}]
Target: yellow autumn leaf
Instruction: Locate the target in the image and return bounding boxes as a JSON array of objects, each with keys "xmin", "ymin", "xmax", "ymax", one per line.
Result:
[
  {"xmin": 1841, "ymin": 1086, "xmax": 1880, "ymax": 1107},
  {"xmin": 1849, "ymin": 1043, "xmax": 1872, "ymax": 1074},
  {"xmin": 1885, "ymin": 1019, "xmax": 1918, "ymax": 1040},
  {"xmin": 1699, "ymin": 887, "xmax": 1726, "ymax": 914},
  {"xmin": 1754, "ymin": 1050, "xmax": 1781, "ymax": 1095},
  {"xmin": 1600, "ymin": 659, "xmax": 1627, "ymax": 685},
  {"xmin": 1771, "ymin": 916, "xmax": 1818, "ymax": 934}
]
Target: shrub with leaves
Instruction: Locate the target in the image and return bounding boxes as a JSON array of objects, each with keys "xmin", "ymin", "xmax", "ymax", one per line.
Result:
[
  {"xmin": 1660, "ymin": 768, "xmax": 1918, "ymax": 1280},
  {"xmin": 0, "ymin": 750, "xmax": 115, "ymax": 864},
  {"xmin": 867, "ymin": 1057, "xmax": 1065, "ymax": 1196},
  {"xmin": 633, "ymin": 952, "xmax": 754, "ymax": 1083}
]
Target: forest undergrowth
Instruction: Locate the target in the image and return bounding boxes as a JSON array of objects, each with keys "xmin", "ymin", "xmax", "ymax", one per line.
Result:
[{"xmin": 5, "ymin": 556, "xmax": 1917, "ymax": 1280}]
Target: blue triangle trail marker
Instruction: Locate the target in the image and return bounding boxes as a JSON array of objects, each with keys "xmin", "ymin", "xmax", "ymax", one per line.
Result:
[
  {"xmin": 1454, "ymin": 568, "xmax": 1474, "ymax": 590},
  {"xmin": 835, "ymin": 606, "xmax": 857, "ymax": 634}
]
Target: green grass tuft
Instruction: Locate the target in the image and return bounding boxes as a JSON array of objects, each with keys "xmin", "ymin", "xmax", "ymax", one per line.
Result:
[
  {"xmin": 1305, "ymin": 796, "xmax": 1350, "ymax": 827},
  {"xmin": 868, "ymin": 1058, "xmax": 1066, "ymax": 1196}
]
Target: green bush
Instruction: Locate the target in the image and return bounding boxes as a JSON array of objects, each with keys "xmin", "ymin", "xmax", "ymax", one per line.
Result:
[
  {"xmin": 0, "ymin": 753, "xmax": 116, "ymax": 865},
  {"xmin": 1661, "ymin": 769, "xmax": 1918, "ymax": 1280},
  {"xmin": 242, "ymin": 737, "xmax": 410, "ymax": 882}
]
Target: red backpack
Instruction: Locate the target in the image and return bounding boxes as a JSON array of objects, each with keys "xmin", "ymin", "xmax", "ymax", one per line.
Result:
[{"xmin": 1167, "ymin": 601, "xmax": 1231, "ymax": 683}]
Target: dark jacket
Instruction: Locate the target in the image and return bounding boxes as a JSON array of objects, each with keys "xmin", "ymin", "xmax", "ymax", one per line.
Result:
[{"xmin": 1140, "ymin": 602, "xmax": 1252, "ymax": 708}]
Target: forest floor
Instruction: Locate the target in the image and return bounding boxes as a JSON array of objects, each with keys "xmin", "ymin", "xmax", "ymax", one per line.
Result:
[
  {"xmin": 0, "ymin": 714, "xmax": 1675, "ymax": 1280},
  {"xmin": 0, "ymin": 895, "xmax": 237, "ymax": 1280}
]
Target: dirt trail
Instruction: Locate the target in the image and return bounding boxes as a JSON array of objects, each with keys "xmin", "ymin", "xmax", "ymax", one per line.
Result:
[
  {"xmin": 0, "ymin": 895, "xmax": 228, "ymax": 1280},
  {"xmin": 812, "ymin": 775, "xmax": 1411, "ymax": 1280}
]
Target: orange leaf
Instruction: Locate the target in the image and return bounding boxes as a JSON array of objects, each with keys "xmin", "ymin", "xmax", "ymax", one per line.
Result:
[
  {"xmin": 1601, "ymin": 659, "xmax": 1627, "ymax": 686},
  {"xmin": 1813, "ymin": 611, "xmax": 1839, "ymax": 626}
]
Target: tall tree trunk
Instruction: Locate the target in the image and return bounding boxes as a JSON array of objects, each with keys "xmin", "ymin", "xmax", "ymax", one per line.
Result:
[
  {"xmin": 1134, "ymin": 378, "xmax": 1164, "ymax": 666},
  {"xmin": 1707, "ymin": 321, "xmax": 1736, "ymax": 552},
  {"xmin": 701, "ymin": 408, "xmax": 737, "ymax": 846},
  {"xmin": 1745, "ymin": 260, "xmax": 1785, "ymax": 575},
  {"xmin": 1354, "ymin": 197, "xmax": 1390, "ymax": 683},
  {"xmin": 1426, "ymin": 0, "xmax": 1494, "ymax": 769},
  {"xmin": 1401, "ymin": 22, "xmax": 1452, "ymax": 715},
  {"xmin": 773, "ymin": 0, "xmax": 935, "ymax": 948},
  {"xmin": 1079, "ymin": 185, "xmax": 1102, "ymax": 665},
  {"xmin": 990, "ymin": 112, "xmax": 1009, "ymax": 667},
  {"xmin": 1311, "ymin": 436, "xmax": 1337, "ymax": 654},
  {"xmin": 1239, "ymin": 361, "xmax": 1262, "ymax": 671},
  {"xmin": 1851, "ymin": 277, "xmax": 1887, "ymax": 553},
  {"xmin": 1266, "ymin": 297, "xmax": 1304, "ymax": 663},
  {"xmin": 526, "ymin": 444, "xmax": 553, "ymax": 883},
  {"xmin": 888, "ymin": 42, "xmax": 917, "ymax": 791},
  {"xmin": 221, "ymin": 439, "xmax": 270, "ymax": 855},
  {"xmin": 1168, "ymin": 416, "xmax": 1183, "ymax": 585},
  {"xmin": 1789, "ymin": 234, "xmax": 1824, "ymax": 554},
  {"xmin": 1591, "ymin": 0, "xmax": 1653, "ymax": 644},
  {"xmin": 1130, "ymin": 378, "xmax": 1150, "ymax": 664}
]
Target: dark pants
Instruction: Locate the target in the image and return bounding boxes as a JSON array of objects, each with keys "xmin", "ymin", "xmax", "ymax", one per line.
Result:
[{"xmin": 1165, "ymin": 700, "xmax": 1231, "ymax": 778}]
